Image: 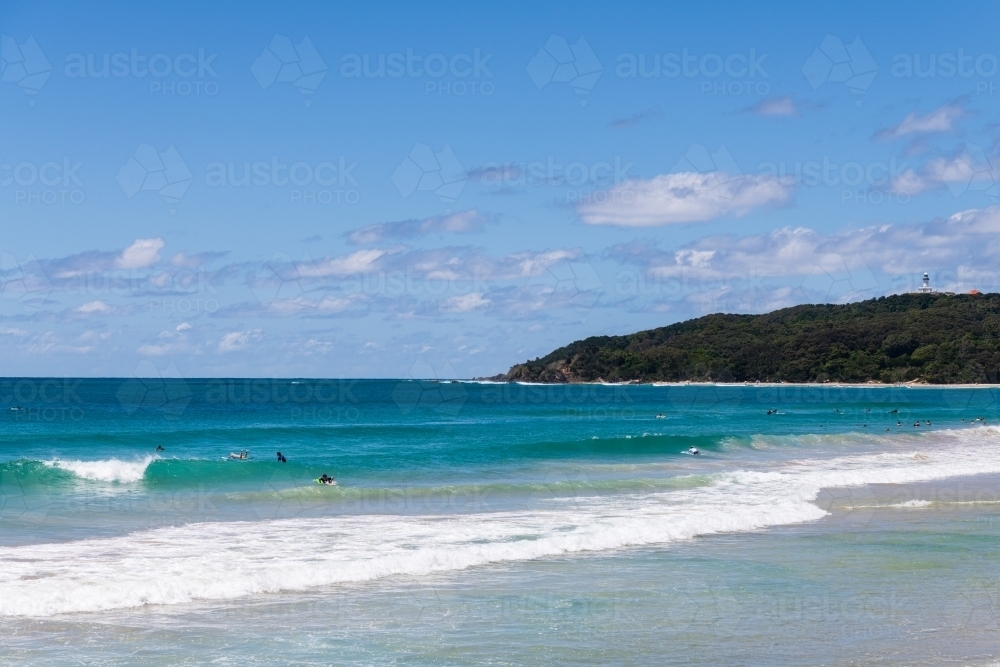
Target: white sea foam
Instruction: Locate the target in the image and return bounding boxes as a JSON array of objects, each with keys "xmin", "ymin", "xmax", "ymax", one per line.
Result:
[
  {"xmin": 42, "ymin": 456, "xmax": 156, "ymax": 483},
  {"xmin": 6, "ymin": 428, "xmax": 1000, "ymax": 617},
  {"xmin": 890, "ymin": 499, "xmax": 933, "ymax": 508}
]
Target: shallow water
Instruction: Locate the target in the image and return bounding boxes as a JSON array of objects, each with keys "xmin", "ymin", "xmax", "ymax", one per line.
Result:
[{"xmin": 1, "ymin": 380, "xmax": 999, "ymax": 664}]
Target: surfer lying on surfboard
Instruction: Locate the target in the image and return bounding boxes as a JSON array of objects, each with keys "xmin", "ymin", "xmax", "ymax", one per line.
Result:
[
  {"xmin": 228, "ymin": 450, "xmax": 249, "ymax": 460},
  {"xmin": 317, "ymin": 474, "xmax": 337, "ymax": 486}
]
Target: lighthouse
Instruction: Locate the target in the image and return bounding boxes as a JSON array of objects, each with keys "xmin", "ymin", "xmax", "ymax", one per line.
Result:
[{"xmin": 917, "ymin": 272, "xmax": 933, "ymax": 293}]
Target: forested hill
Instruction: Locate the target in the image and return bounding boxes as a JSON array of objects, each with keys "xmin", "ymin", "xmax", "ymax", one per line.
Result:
[{"xmin": 502, "ymin": 293, "xmax": 1000, "ymax": 384}]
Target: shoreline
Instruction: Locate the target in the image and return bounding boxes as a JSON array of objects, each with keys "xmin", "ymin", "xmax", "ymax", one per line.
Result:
[
  {"xmin": 465, "ymin": 379, "xmax": 1000, "ymax": 389},
  {"xmin": 3, "ymin": 377, "xmax": 998, "ymax": 390}
]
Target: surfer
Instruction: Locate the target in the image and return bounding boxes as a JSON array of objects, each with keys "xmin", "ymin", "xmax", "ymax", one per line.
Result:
[
  {"xmin": 655, "ymin": 414, "xmax": 665, "ymax": 419},
  {"xmin": 276, "ymin": 452, "xmax": 287, "ymax": 463},
  {"xmin": 156, "ymin": 445, "xmax": 165, "ymax": 452},
  {"xmin": 318, "ymin": 474, "xmax": 336, "ymax": 485},
  {"xmin": 687, "ymin": 447, "xmax": 700, "ymax": 456},
  {"xmin": 228, "ymin": 450, "xmax": 249, "ymax": 460}
]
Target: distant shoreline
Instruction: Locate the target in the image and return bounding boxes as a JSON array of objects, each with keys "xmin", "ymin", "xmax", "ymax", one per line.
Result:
[{"xmin": 467, "ymin": 379, "xmax": 1000, "ymax": 389}]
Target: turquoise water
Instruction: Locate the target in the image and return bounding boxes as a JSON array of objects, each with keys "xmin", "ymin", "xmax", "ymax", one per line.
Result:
[{"xmin": 2, "ymin": 379, "xmax": 1000, "ymax": 665}]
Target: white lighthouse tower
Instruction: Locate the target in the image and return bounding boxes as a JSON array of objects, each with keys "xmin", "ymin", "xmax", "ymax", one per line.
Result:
[{"xmin": 917, "ymin": 272, "xmax": 933, "ymax": 293}]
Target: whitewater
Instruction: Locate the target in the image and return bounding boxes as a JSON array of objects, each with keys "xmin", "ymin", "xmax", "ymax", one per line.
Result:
[{"xmin": 4, "ymin": 426, "xmax": 999, "ymax": 617}]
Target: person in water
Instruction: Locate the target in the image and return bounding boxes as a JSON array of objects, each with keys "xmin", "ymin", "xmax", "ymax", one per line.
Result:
[
  {"xmin": 319, "ymin": 474, "xmax": 336, "ymax": 485},
  {"xmin": 156, "ymin": 445, "xmax": 165, "ymax": 452},
  {"xmin": 276, "ymin": 452, "xmax": 287, "ymax": 463}
]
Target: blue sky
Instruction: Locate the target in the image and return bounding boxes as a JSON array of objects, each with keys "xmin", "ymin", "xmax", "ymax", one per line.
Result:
[{"xmin": 1, "ymin": 0, "xmax": 999, "ymax": 378}]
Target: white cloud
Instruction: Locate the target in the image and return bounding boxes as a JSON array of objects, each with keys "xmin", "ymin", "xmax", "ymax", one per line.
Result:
[
  {"xmin": 298, "ymin": 249, "xmax": 389, "ymax": 277},
  {"xmin": 577, "ymin": 172, "xmax": 793, "ymax": 227},
  {"xmin": 138, "ymin": 343, "xmax": 173, "ymax": 356},
  {"xmin": 889, "ymin": 146, "xmax": 997, "ymax": 197},
  {"xmin": 346, "ymin": 209, "xmax": 488, "ymax": 244},
  {"xmin": 0, "ymin": 327, "xmax": 29, "ymax": 336},
  {"xmin": 262, "ymin": 294, "xmax": 358, "ymax": 316},
  {"xmin": 889, "ymin": 158, "xmax": 972, "ymax": 195},
  {"xmin": 169, "ymin": 251, "xmax": 226, "ymax": 268},
  {"xmin": 875, "ymin": 103, "xmax": 965, "ymax": 141},
  {"xmin": 115, "ymin": 238, "xmax": 165, "ymax": 269},
  {"xmin": 441, "ymin": 292, "xmax": 490, "ymax": 312},
  {"xmin": 75, "ymin": 300, "xmax": 113, "ymax": 314},
  {"xmin": 625, "ymin": 206, "xmax": 1000, "ymax": 282},
  {"xmin": 744, "ymin": 96, "xmax": 798, "ymax": 116},
  {"xmin": 284, "ymin": 246, "xmax": 581, "ymax": 284},
  {"xmin": 218, "ymin": 330, "xmax": 260, "ymax": 353}
]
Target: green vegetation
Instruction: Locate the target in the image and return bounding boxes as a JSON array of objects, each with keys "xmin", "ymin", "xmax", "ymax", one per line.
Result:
[{"xmin": 503, "ymin": 293, "xmax": 1000, "ymax": 384}]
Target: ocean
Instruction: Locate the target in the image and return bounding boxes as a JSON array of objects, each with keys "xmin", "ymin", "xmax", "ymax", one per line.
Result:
[{"xmin": 2, "ymin": 378, "xmax": 1000, "ymax": 665}]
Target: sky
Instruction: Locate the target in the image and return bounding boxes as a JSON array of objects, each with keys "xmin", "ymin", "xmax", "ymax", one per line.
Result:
[{"xmin": 1, "ymin": 0, "xmax": 998, "ymax": 378}]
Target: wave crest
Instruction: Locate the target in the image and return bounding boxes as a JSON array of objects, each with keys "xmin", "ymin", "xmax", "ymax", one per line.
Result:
[{"xmin": 42, "ymin": 456, "xmax": 156, "ymax": 483}]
